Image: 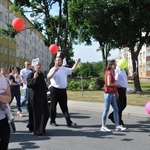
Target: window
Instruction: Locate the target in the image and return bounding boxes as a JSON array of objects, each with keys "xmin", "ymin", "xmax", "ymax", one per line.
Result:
[
  {"xmin": 5, "ymin": 15, "xmax": 7, "ymax": 23},
  {"xmin": 9, "ymin": 19, "xmax": 12, "ymax": 24},
  {"xmin": 5, "ymin": 47, "xmax": 7, "ymax": 54},
  {"xmin": 143, "ymin": 65, "xmax": 145, "ymax": 71},
  {"xmin": 9, "ymin": 48, "xmax": 11, "ymax": 55},
  {"xmin": 0, "ymin": 11, "xmax": 3, "ymax": 21},
  {"xmin": 143, "ymin": 52, "xmax": 145, "ymax": 59},
  {"xmin": 0, "ymin": 45, "xmax": 2, "ymax": 53},
  {"xmin": 5, "ymin": 1, "xmax": 7, "ymax": 8},
  {"xmin": 139, "ymin": 53, "xmax": 142, "ymax": 60}
]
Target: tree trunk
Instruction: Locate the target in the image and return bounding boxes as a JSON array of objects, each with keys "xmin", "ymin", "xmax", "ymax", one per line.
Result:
[{"xmin": 130, "ymin": 47, "xmax": 142, "ymax": 92}]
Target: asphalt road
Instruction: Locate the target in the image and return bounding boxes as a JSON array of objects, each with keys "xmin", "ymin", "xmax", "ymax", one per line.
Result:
[{"xmin": 8, "ymin": 104, "xmax": 150, "ymax": 150}]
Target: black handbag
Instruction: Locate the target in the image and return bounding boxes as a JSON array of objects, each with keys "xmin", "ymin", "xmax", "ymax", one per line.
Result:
[{"xmin": 47, "ymin": 89, "xmax": 51, "ymax": 102}]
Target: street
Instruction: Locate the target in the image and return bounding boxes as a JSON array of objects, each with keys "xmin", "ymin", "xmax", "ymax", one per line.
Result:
[{"xmin": 9, "ymin": 104, "xmax": 150, "ymax": 150}]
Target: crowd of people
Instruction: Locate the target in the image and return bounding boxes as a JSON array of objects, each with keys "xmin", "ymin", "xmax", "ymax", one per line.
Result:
[
  {"xmin": 0, "ymin": 57, "xmax": 135, "ymax": 150},
  {"xmin": 0, "ymin": 57, "xmax": 80, "ymax": 150}
]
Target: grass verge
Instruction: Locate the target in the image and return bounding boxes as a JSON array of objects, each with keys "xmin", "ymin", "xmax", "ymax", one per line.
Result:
[{"xmin": 67, "ymin": 81, "xmax": 150, "ymax": 107}]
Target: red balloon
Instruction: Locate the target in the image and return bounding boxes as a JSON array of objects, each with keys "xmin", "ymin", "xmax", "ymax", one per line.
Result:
[
  {"xmin": 12, "ymin": 18, "xmax": 25, "ymax": 31},
  {"xmin": 49, "ymin": 44, "xmax": 58, "ymax": 54}
]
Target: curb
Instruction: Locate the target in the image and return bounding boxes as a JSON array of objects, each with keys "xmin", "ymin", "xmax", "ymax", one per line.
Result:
[{"xmin": 68, "ymin": 100, "xmax": 150, "ymax": 121}]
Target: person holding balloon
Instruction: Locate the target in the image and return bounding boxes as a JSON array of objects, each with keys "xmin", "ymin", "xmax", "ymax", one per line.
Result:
[
  {"xmin": 47, "ymin": 56, "xmax": 81, "ymax": 127},
  {"xmin": 108, "ymin": 58, "xmax": 137, "ymax": 128}
]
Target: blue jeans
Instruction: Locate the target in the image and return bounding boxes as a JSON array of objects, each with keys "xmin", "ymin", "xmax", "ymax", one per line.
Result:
[
  {"xmin": 10, "ymin": 90, "xmax": 21, "ymax": 112},
  {"xmin": 102, "ymin": 93, "xmax": 119, "ymax": 125},
  {"xmin": 21, "ymin": 88, "xmax": 29, "ymax": 113}
]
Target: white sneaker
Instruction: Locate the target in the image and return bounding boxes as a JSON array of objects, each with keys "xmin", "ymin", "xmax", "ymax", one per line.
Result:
[
  {"xmin": 100, "ymin": 126, "xmax": 111, "ymax": 132},
  {"xmin": 115, "ymin": 125, "xmax": 126, "ymax": 131}
]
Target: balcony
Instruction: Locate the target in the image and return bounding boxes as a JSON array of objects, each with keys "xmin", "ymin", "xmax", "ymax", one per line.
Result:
[
  {"xmin": 146, "ymin": 56, "xmax": 150, "ymax": 61},
  {"xmin": 146, "ymin": 70, "xmax": 150, "ymax": 77}
]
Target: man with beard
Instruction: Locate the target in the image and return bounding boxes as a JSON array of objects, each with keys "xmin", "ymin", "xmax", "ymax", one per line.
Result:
[{"xmin": 47, "ymin": 56, "xmax": 80, "ymax": 127}]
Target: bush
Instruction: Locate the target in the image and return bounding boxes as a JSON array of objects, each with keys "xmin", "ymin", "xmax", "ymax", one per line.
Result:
[
  {"xmin": 68, "ymin": 80, "xmax": 80, "ymax": 90},
  {"xmin": 88, "ymin": 77, "xmax": 104, "ymax": 90},
  {"xmin": 68, "ymin": 78, "xmax": 104, "ymax": 91},
  {"xmin": 68, "ymin": 79, "xmax": 90, "ymax": 90},
  {"xmin": 82, "ymin": 80, "xmax": 90, "ymax": 89}
]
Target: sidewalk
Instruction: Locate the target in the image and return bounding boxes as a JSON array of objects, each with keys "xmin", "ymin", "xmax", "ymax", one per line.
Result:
[
  {"xmin": 68, "ymin": 100, "xmax": 150, "ymax": 120},
  {"xmin": 13, "ymin": 97, "xmax": 150, "ymax": 120}
]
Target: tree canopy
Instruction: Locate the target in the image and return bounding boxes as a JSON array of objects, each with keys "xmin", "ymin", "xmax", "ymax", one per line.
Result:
[{"xmin": 68, "ymin": 0, "xmax": 150, "ymax": 91}]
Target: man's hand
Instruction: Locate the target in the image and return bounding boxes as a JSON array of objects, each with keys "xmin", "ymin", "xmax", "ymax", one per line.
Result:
[
  {"xmin": 77, "ymin": 58, "xmax": 81, "ymax": 64},
  {"xmin": 115, "ymin": 92, "xmax": 119, "ymax": 99},
  {"xmin": 72, "ymin": 58, "xmax": 81, "ymax": 72},
  {"xmin": 34, "ymin": 72, "xmax": 39, "ymax": 79},
  {"xmin": 132, "ymin": 72, "xmax": 137, "ymax": 77},
  {"xmin": 54, "ymin": 66, "xmax": 60, "ymax": 72}
]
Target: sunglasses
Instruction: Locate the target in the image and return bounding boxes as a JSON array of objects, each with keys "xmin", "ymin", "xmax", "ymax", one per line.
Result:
[{"xmin": 27, "ymin": 64, "xmax": 30, "ymax": 65}]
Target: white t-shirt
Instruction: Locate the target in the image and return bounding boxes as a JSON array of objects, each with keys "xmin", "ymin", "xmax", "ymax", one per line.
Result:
[
  {"xmin": 48, "ymin": 66, "xmax": 72, "ymax": 89},
  {"xmin": 20, "ymin": 68, "xmax": 32, "ymax": 89},
  {"xmin": 0, "ymin": 74, "xmax": 8, "ymax": 120},
  {"xmin": 115, "ymin": 67, "xmax": 128, "ymax": 88}
]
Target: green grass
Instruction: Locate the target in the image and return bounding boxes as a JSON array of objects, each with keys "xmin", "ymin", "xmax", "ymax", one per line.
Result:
[{"xmin": 67, "ymin": 81, "xmax": 150, "ymax": 107}]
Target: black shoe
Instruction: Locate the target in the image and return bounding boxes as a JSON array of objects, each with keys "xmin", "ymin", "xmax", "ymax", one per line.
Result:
[
  {"xmin": 50, "ymin": 122, "xmax": 59, "ymax": 127},
  {"xmin": 67, "ymin": 123, "xmax": 77, "ymax": 127},
  {"xmin": 26, "ymin": 124, "xmax": 34, "ymax": 132},
  {"xmin": 9, "ymin": 122, "xmax": 16, "ymax": 133},
  {"xmin": 108, "ymin": 115, "xmax": 115, "ymax": 123}
]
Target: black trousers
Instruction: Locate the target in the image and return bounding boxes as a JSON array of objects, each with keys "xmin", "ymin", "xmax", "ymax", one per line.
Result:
[
  {"xmin": 50, "ymin": 86, "xmax": 72, "ymax": 125},
  {"xmin": 0, "ymin": 117, "xmax": 10, "ymax": 150},
  {"xmin": 109, "ymin": 87, "xmax": 127, "ymax": 125}
]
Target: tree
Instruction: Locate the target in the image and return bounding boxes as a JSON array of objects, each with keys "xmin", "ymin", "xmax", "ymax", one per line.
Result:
[
  {"xmin": 0, "ymin": 0, "xmax": 77, "ymax": 68},
  {"xmin": 69, "ymin": 0, "xmax": 150, "ymax": 92},
  {"xmin": 93, "ymin": 61, "xmax": 104, "ymax": 77},
  {"xmin": 105, "ymin": 0, "xmax": 150, "ymax": 92},
  {"xmin": 68, "ymin": 0, "xmax": 117, "ymax": 69}
]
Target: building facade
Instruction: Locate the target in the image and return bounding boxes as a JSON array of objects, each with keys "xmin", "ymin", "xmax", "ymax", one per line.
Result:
[
  {"xmin": 119, "ymin": 44, "xmax": 150, "ymax": 78},
  {"xmin": 0, "ymin": 0, "xmax": 52, "ymax": 72}
]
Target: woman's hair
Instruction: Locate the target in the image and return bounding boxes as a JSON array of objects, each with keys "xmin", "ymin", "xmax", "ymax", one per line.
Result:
[
  {"xmin": 16, "ymin": 67, "xmax": 20, "ymax": 74},
  {"xmin": 106, "ymin": 60, "xmax": 116, "ymax": 70},
  {"xmin": 9, "ymin": 66, "xmax": 17, "ymax": 73}
]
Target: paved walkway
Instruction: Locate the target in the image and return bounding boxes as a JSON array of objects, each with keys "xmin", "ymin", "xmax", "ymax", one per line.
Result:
[{"xmin": 68, "ymin": 100, "xmax": 150, "ymax": 120}]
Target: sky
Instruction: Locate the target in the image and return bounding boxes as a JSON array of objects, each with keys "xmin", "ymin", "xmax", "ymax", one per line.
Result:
[{"xmin": 73, "ymin": 43, "xmax": 119, "ymax": 62}]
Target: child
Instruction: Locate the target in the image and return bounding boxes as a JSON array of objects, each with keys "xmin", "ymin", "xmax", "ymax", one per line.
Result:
[{"xmin": 0, "ymin": 100, "xmax": 15, "ymax": 122}]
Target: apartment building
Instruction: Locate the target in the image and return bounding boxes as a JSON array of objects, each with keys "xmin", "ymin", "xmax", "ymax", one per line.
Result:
[
  {"xmin": 0, "ymin": 0, "xmax": 52, "ymax": 72},
  {"xmin": 119, "ymin": 44, "xmax": 150, "ymax": 78}
]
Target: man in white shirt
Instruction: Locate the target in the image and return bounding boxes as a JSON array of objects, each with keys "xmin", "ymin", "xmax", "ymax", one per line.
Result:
[
  {"xmin": 47, "ymin": 56, "xmax": 80, "ymax": 127},
  {"xmin": 20, "ymin": 61, "xmax": 32, "ymax": 113}
]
